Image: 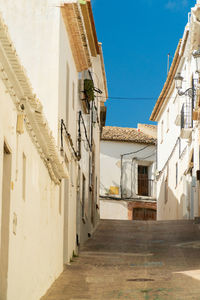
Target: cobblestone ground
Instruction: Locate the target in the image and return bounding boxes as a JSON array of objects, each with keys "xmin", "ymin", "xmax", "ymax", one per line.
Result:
[{"xmin": 41, "ymin": 219, "xmax": 200, "ymax": 300}]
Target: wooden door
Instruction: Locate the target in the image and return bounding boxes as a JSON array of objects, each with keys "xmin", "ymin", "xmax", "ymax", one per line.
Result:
[
  {"xmin": 133, "ymin": 208, "xmax": 156, "ymax": 221},
  {"xmin": 133, "ymin": 208, "xmax": 145, "ymax": 220},
  {"xmin": 138, "ymin": 166, "xmax": 148, "ymax": 196}
]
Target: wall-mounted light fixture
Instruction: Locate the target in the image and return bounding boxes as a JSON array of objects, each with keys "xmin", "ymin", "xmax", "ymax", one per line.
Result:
[
  {"xmin": 174, "ymin": 47, "xmax": 200, "ymax": 98},
  {"xmin": 174, "ymin": 72, "xmax": 195, "ymax": 98}
]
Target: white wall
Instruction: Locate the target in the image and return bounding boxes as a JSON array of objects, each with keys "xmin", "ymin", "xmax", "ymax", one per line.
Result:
[
  {"xmin": 0, "ymin": 0, "xmax": 61, "ymax": 139},
  {"xmin": 0, "ymin": 76, "xmax": 63, "ymax": 300},
  {"xmin": 100, "ymin": 140, "xmax": 156, "ymax": 198},
  {"xmin": 75, "ymin": 54, "xmax": 107, "ymax": 245},
  {"xmin": 100, "ymin": 200, "xmax": 128, "ymax": 220},
  {"xmin": 58, "ymin": 13, "xmax": 79, "ymax": 262},
  {"xmin": 155, "ymin": 32, "xmax": 199, "ymax": 220}
]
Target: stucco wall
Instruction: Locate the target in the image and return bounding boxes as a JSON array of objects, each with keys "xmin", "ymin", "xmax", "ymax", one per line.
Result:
[
  {"xmin": 58, "ymin": 12, "xmax": 79, "ymax": 263},
  {"xmin": 100, "ymin": 140, "xmax": 156, "ymax": 199},
  {"xmin": 156, "ymin": 46, "xmax": 199, "ymax": 220},
  {"xmin": 100, "ymin": 200, "xmax": 128, "ymax": 220},
  {"xmin": 0, "ymin": 77, "xmax": 63, "ymax": 300},
  {"xmin": 0, "ymin": 0, "xmax": 61, "ymax": 139}
]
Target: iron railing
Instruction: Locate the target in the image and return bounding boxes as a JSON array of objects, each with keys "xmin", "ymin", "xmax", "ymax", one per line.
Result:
[
  {"xmin": 138, "ymin": 178, "xmax": 154, "ymax": 197},
  {"xmin": 181, "ymin": 79, "xmax": 196, "ymax": 130}
]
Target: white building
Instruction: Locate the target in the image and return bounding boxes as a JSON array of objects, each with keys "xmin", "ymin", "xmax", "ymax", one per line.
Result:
[
  {"xmin": 100, "ymin": 125, "xmax": 157, "ymax": 221},
  {"xmin": 0, "ymin": 1, "xmax": 107, "ymax": 300},
  {"xmin": 150, "ymin": 1, "xmax": 200, "ymax": 220}
]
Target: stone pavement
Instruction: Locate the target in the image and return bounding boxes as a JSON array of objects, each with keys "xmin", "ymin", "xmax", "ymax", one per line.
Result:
[{"xmin": 41, "ymin": 219, "xmax": 200, "ymax": 300}]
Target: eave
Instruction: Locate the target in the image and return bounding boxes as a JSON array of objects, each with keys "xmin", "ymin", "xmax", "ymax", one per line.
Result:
[
  {"xmin": 61, "ymin": 2, "xmax": 92, "ymax": 72},
  {"xmin": 80, "ymin": 0, "xmax": 100, "ymax": 57},
  {"xmin": 150, "ymin": 31, "xmax": 188, "ymax": 122},
  {"xmin": 99, "ymin": 42, "xmax": 108, "ymax": 100}
]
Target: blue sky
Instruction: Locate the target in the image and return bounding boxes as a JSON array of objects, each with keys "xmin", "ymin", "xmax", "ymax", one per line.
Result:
[{"xmin": 92, "ymin": 0, "xmax": 195, "ymax": 128}]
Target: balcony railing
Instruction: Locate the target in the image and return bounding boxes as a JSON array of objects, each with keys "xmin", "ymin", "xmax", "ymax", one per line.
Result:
[
  {"xmin": 181, "ymin": 80, "xmax": 196, "ymax": 130},
  {"xmin": 181, "ymin": 101, "xmax": 193, "ymax": 129},
  {"xmin": 138, "ymin": 178, "xmax": 154, "ymax": 197}
]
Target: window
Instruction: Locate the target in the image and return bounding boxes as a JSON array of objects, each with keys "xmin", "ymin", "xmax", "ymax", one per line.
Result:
[
  {"xmin": 22, "ymin": 153, "xmax": 26, "ymax": 201},
  {"xmin": 138, "ymin": 165, "xmax": 149, "ymax": 196}
]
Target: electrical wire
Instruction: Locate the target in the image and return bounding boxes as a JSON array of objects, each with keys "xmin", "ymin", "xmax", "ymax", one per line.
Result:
[
  {"xmin": 121, "ymin": 145, "xmax": 151, "ymax": 157},
  {"xmin": 139, "ymin": 151, "xmax": 157, "ymax": 160},
  {"xmin": 97, "ymin": 95, "xmax": 186, "ymax": 101},
  {"xmin": 79, "ymin": 112, "xmax": 92, "ymax": 151}
]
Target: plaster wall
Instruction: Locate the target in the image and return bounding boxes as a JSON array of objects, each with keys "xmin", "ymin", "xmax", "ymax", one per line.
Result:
[
  {"xmin": 157, "ymin": 89, "xmax": 187, "ymax": 171},
  {"xmin": 100, "ymin": 200, "xmax": 128, "ymax": 220},
  {"xmin": 156, "ymin": 143, "xmax": 190, "ymax": 220},
  {"xmin": 0, "ymin": 77, "xmax": 63, "ymax": 300},
  {"xmin": 58, "ymin": 15, "xmax": 79, "ymax": 262},
  {"xmin": 156, "ymin": 53, "xmax": 199, "ymax": 220},
  {"xmin": 100, "ymin": 140, "xmax": 156, "ymax": 198},
  {"xmin": 74, "ymin": 53, "xmax": 107, "ymax": 245},
  {"xmin": 0, "ymin": 0, "xmax": 61, "ymax": 139}
]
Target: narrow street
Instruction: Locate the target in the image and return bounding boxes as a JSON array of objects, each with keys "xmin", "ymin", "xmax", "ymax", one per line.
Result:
[{"xmin": 41, "ymin": 220, "xmax": 200, "ymax": 300}]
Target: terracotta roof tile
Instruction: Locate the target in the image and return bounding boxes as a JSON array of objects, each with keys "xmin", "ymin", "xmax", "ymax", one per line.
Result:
[
  {"xmin": 101, "ymin": 126, "xmax": 157, "ymax": 145},
  {"xmin": 140, "ymin": 124, "xmax": 157, "ymax": 129}
]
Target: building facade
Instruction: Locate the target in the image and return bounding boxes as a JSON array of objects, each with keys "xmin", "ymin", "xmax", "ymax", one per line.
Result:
[
  {"xmin": 150, "ymin": 1, "xmax": 200, "ymax": 220},
  {"xmin": 0, "ymin": 1, "xmax": 107, "ymax": 300},
  {"xmin": 100, "ymin": 125, "xmax": 157, "ymax": 221}
]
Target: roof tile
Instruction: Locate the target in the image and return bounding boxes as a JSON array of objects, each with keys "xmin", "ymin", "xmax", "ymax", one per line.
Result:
[{"xmin": 101, "ymin": 126, "xmax": 157, "ymax": 145}]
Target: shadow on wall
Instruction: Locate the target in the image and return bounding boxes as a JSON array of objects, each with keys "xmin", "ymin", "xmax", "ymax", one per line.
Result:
[{"xmin": 158, "ymin": 176, "xmax": 188, "ymax": 220}]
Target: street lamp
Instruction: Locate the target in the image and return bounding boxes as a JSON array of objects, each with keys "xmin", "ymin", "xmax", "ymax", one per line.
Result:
[
  {"xmin": 174, "ymin": 73, "xmax": 194, "ymax": 97},
  {"xmin": 174, "ymin": 73, "xmax": 183, "ymax": 90},
  {"xmin": 174, "ymin": 47, "xmax": 200, "ymax": 97}
]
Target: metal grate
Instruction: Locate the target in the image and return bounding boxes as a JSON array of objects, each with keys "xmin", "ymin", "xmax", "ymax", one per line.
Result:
[{"xmin": 181, "ymin": 79, "xmax": 197, "ymax": 130}]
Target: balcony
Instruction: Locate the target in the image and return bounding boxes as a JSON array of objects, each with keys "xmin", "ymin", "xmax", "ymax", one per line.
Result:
[
  {"xmin": 137, "ymin": 178, "xmax": 154, "ymax": 198},
  {"xmin": 180, "ymin": 102, "xmax": 193, "ymax": 139}
]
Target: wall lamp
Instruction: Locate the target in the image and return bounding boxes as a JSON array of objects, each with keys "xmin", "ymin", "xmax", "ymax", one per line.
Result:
[{"xmin": 174, "ymin": 46, "xmax": 200, "ymax": 98}]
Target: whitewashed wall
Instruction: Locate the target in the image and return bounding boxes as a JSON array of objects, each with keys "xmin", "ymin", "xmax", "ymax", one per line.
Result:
[
  {"xmin": 0, "ymin": 76, "xmax": 63, "ymax": 300},
  {"xmin": 100, "ymin": 140, "xmax": 156, "ymax": 199},
  {"xmin": 100, "ymin": 200, "xmax": 128, "ymax": 220},
  {"xmin": 0, "ymin": 0, "xmax": 61, "ymax": 140},
  {"xmin": 58, "ymin": 13, "xmax": 79, "ymax": 263},
  {"xmin": 156, "ymin": 25, "xmax": 200, "ymax": 220},
  {"xmin": 0, "ymin": 3, "xmax": 107, "ymax": 300}
]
